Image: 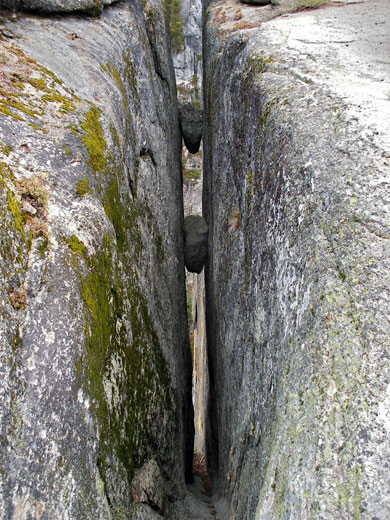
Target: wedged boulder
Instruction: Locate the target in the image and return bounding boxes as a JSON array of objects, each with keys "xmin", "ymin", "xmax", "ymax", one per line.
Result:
[
  {"xmin": 179, "ymin": 102, "xmax": 203, "ymax": 154},
  {"xmin": 0, "ymin": 0, "xmax": 115, "ymax": 14},
  {"xmin": 184, "ymin": 215, "xmax": 208, "ymax": 273},
  {"xmin": 240, "ymin": 0, "xmax": 271, "ymax": 5}
]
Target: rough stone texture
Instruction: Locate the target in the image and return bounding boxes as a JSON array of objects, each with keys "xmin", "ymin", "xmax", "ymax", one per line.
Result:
[
  {"xmin": 0, "ymin": 0, "xmax": 193, "ymax": 517},
  {"xmin": 131, "ymin": 459, "xmax": 165, "ymax": 514},
  {"xmin": 179, "ymin": 102, "xmax": 203, "ymax": 153},
  {"xmin": 0, "ymin": 0, "xmax": 116, "ymax": 15},
  {"xmin": 184, "ymin": 215, "xmax": 208, "ymax": 273},
  {"xmin": 183, "ymin": 145, "xmax": 203, "ymax": 218},
  {"xmin": 130, "ymin": 503, "xmax": 164, "ymax": 520},
  {"xmin": 172, "ymin": 0, "xmax": 202, "ymax": 86},
  {"xmin": 271, "ymin": 0, "xmax": 328, "ymax": 10},
  {"xmin": 204, "ymin": 0, "xmax": 390, "ymax": 519}
]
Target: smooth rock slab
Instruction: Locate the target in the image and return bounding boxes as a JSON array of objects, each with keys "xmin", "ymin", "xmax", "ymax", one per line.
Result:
[
  {"xmin": 184, "ymin": 215, "xmax": 208, "ymax": 273},
  {"xmin": 204, "ymin": 0, "xmax": 390, "ymax": 518}
]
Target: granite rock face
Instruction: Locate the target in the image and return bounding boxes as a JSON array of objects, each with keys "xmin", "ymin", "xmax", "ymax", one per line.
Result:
[
  {"xmin": 131, "ymin": 459, "xmax": 166, "ymax": 514},
  {"xmin": 0, "ymin": 0, "xmax": 116, "ymax": 14},
  {"xmin": 203, "ymin": 0, "xmax": 390, "ymax": 519},
  {"xmin": 0, "ymin": 1, "xmax": 193, "ymax": 518},
  {"xmin": 172, "ymin": 0, "xmax": 202, "ymax": 86},
  {"xmin": 191, "ymin": 270, "xmax": 208, "ymax": 455}
]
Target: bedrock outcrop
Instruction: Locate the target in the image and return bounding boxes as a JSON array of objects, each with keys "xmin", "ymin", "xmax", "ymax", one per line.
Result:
[
  {"xmin": 203, "ymin": 0, "xmax": 390, "ymax": 518},
  {"xmin": 0, "ymin": 1, "xmax": 193, "ymax": 517}
]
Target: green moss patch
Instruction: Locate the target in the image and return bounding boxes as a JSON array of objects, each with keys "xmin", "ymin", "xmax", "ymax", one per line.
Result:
[
  {"xmin": 66, "ymin": 234, "xmax": 87, "ymax": 257},
  {"xmin": 0, "ymin": 142, "xmax": 13, "ymax": 156},
  {"xmin": 71, "ymin": 233, "xmax": 175, "ymax": 489},
  {"xmin": 0, "ymin": 171, "xmax": 30, "ymax": 287},
  {"xmin": 74, "ymin": 105, "xmax": 108, "ymax": 178},
  {"xmin": 0, "ymin": 41, "xmax": 80, "ymax": 127},
  {"xmin": 38, "ymin": 236, "xmax": 49, "ymax": 258},
  {"xmin": 77, "ymin": 175, "xmax": 93, "ymax": 197},
  {"xmin": 68, "ymin": 93, "xmax": 175, "ymax": 500},
  {"xmin": 183, "ymin": 168, "xmax": 201, "ymax": 180}
]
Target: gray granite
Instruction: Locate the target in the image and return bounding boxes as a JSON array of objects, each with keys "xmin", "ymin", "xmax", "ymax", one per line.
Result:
[
  {"xmin": 0, "ymin": 1, "xmax": 193, "ymax": 517},
  {"xmin": 203, "ymin": 0, "xmax": 390, "ymax": 518}
]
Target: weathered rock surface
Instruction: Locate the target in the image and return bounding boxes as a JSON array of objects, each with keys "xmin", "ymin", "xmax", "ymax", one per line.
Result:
[
  {"xmin": 172, "ymin": 0, "xmax": 202, "ymax": 86},
  {"xmin": 184, "ymin": 215, "xmax": 208, "ymax": 273},
  {"xmin": 130, "ymin": 503, "xmax": 164, "ymax": 520},
  {"xmin": 0, "ymin": 0, "xmax": 115, "ymax": 14},
  {"xmin": 131, "ymin": 459, "xmax": 166, "ymax": 514},
  {"xmin": 271, "ymin": 0, "xmax": 328, "ymax": 10},
  {"xmin": 203, "ymin": 0, "xmax": 390, "ymax": 518},
  {"xmin": 0, "ymin": 1, "xmax": 193, "ymax": 517},
  {"xmin": 183, "ymin": 145, "xmax": 203, "ymax": 217},
  {"xmin": 179, "ymin": 102, "xmax": 203, "ymax": 153}
]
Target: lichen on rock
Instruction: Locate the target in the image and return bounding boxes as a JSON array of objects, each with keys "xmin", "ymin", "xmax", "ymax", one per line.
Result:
[
  {"xmin": 0, "ymin": 1, "xmax": 192, "ymax": 517},
  {"xmin": 203, "ymin": 1, "xmax": 390, "ymax": 518}
]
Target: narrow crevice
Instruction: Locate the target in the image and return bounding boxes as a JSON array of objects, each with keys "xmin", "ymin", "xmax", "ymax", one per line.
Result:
[{"xmin": 167, "ymin": 0, "xmax": 218, "ymax": 504}]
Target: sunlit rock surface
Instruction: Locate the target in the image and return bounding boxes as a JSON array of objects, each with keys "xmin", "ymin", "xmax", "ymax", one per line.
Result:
[{"xmin": 203, "ymin": 0, "xmax": 390, "ymax": 518}]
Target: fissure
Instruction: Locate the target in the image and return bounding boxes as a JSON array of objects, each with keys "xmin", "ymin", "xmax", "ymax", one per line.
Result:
[{"xmin": 0, "ymin": 0, "xmax": 389, "ymax": 519}]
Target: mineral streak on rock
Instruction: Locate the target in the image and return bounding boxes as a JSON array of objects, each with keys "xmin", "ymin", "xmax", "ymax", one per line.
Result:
[{"xmin": 184, "ymin": 215, "xmax": 208, "ymax": 273}]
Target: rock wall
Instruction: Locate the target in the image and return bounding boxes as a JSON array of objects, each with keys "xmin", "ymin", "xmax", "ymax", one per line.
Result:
[
  {"xmin": 172, "ymin": 0, "xmax": 202, "ymax": 87},
  {"xmin": 0, "ymin": 1, "xmax": 193, "ymax": 517},
  {"xmin": 203, "ymin": 0, "xmax": 390, "ymax": 519}
]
